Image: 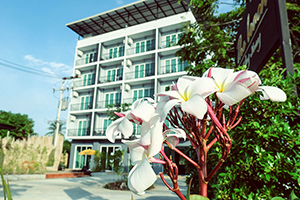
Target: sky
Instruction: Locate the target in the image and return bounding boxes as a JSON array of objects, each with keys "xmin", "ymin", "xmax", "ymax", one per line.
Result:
[{"xmin": 0, "ymin": 0, "xmax": 236, "ymax": 136}]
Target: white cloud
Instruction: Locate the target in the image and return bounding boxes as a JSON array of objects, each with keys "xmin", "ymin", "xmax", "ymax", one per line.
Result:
[
  {"xmin": 24, "ymin": 55, "xmax": 73, "ymax": 78},
  {"xmin": 116, "ymin": 0, "xmax": 124, "ymax": 5}
]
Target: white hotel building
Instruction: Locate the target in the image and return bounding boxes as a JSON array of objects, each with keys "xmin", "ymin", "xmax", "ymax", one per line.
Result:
[{"xmin": 66, "ymin": 0, "xmax": 195, "ymax": 173}]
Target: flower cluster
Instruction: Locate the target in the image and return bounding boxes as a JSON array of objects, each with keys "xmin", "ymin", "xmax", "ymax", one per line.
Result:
[{"xmin": 106, "ymin": 67, "xmax": 286, "ymax": 195}]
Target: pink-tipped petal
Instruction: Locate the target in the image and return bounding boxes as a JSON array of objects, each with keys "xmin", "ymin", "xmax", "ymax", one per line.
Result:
[
  {"xmin": 217, "ymin": 82, "xmax": 252, "ymax": 106},
  {"xmin": 149, "ymin": 157, "xmax": 166, "ymax": 164},
  {"xmin": 106, "ymin": 117, "xmax": 123, "ymax": 143},
  {"xmin": 188, "ymin": 77, "xmax": 217, "ymax": 98},
  {"xmin": 122, "ymin": 139, "xmax": 146, "ymax": 165},
  {"xmin": 131, "ymin": 101, "xmax": 155, "ymax": 122}
]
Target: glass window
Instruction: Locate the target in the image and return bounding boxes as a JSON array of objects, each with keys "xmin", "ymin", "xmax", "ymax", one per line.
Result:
[
  {"xmin": 107, "ymin": 70, "xmax": 111, "ymax": 82},
  {"xmin": 165, "ymin": 60, "xmax": 170, "ymax": 73},
  {"xmin": 113, "ymin": 48, "xmax": 117, "ymax": 58},
  {"xmin": 85, "ymin": 54, "xmax": 89, "ymax": 64},
  {"xmin": 87, "ymin": 74, "xmax": 91, "ymax": 85},
  {"xmin": 141, "ymin": 41, "xmax": 145, "ymax": 53},
  {"xmin": 145, "ymin": 63, "xmax": 151, "ymax": 76},
  {"xmin": 138, "ymin": 89, "xmax": 143, "ymax": 98},
  {"xmin": 178, "ymin": 58, "xmax": 183, "ymax": 71},
  {"xmin": 133, "ymin": 90, "xmax": 137, "ymax": 102},
  {"xmin": 146, "ymin": 40, "xmax": 151, "ymax": 51},
  {"xmin": 111, "ymin": 69, "xmax": 116, "ymax": 82},
  {"xmin": 85, "ymin": 96, "xmax": 89, "ymax": 109},
  {"xmin": 119, "ymin": 46, "xmax": 124, "ymax": 57},
  {"xmin": 109, "ymin": 49, "xmax": 113, "ymax": 59},
  {"xmin": 82, "ymin": 121, "xmax": 87, "ymax": 135},
  {"xmin": 83, "ymin": 75, "xmax": 87, "ymax": 86},
  {"xmin": 178, "ymin": 33, "xmax": 183, "ymax": 42},
  {"xmin": 172, "ymin": 34, "xmax": 176, "ymax": 46},
  {"xmin": 166, "ymin": 36, "xmax": 170, "ymax": 47},
  {"xmin": 150, "ymin": 88, "xmax": 154, "ymax": 97},
  {"xmin": 105, "ymin": 94, "xmax": 109, "ymax": 108},
  {"xmin": 144, "ymin": 89, "xmax": 149, "ymax": 97},
  {"xmin": 110, "ymin": 93, "xmax": 114, "ymax": 105},
  {"xmin": 78, "ymin": 121, "xmax": 82, "ymax": 136},
  {"xmin": 171, "ymin": 59, "xmax": 177, "ymax": 72},
  {"xmin": 140, "ymin": 64, "xmax": 144, "ymax": 78},
  {"xmin": 136, "ymin": 43, "xmax": 140, "ymax": 54},
  {"xmin": 135, "ymin": 65, "xmax": 139, "ymax": 78},
  {"xmin": 80, "ymin": 97, "xmax": 85, "ymax": 110}
]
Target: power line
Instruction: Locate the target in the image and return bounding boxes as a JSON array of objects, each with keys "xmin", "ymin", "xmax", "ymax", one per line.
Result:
[{"xmin": 0, "ymin": 58, "xmax": 63, "ymax": 79}]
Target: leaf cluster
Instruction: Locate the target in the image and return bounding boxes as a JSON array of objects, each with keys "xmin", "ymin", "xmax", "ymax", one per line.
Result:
[{"xmin": 0, "ymin": 110, "xmax": 36, "ymax": 139}]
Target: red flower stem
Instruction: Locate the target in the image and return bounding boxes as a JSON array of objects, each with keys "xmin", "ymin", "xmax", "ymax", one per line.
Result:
[
  {"xmin": 165, "ymin": 141, "xmax": 200, "ymax": 170},
  {"xmin": 205, "ymin": 155, "xmax": 226, "ymax": 182},
  {"xmin": 229, "ymin": 99, "xmax": 245, "ymax": 127},
  {"xmin": 159, "ymin": 172, "xmax": 173, "ymax": 190},
  {"xmin": 206, "ymin": 137, "xmax": 218, "ymax": 150},
  {"xmin": 204, "ymin": 124, "xmax": 214, "ymax": 140},
  {"xmin": 198, "ymin": 143, "xmax": 208, "ymax": 197},
  {"xmin": 230, "ymin": 116, "xmax": 242, "ymax": 129}
]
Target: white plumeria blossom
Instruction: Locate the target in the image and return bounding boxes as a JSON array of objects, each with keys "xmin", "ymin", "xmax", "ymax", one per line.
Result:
[
  {"xmin": 157, "ymin": 76, "xmax": 216, "ymax": 121},
  {"xmin": 106, "ymin": 98, "xmax": 156, "ymax": 143},
  {"xmin": 257, "ymin": 86, "xmax": 287, "ymax": 102},
  {"xmin": 203, "ymin": 67, "xmax": 261, "ymax": 106}
]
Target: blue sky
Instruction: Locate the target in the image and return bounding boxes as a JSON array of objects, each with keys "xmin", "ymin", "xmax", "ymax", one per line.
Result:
[{"xmin": 0, "ymin": 0, "xmax": 235, "ymax": 136}]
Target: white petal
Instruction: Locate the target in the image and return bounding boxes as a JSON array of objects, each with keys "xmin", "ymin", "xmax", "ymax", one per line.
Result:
[
  {"xmin": 122, "ymin": 139, "xmax": 146, "ymax": 165},
  {"xmin": 119, "ymin": 118, "xmax": 133, "ymax": 138},
  {"xmin": 131, "ymin": 101, "xmax": 155, "ymax": 122},
  {"xmin": 257, "ymin": 86, "xmax": 287, "ymax": 102},
  {"xmin": 164, "ymin": 128, "xmax": 186, "ymax": 141},
  {"xmin": 181, "ymin": 94, "xmax": 207, "ymax": 119},
  {"xmin": 188, "ymin": 77, "xmax": 217, "ymax": 98},
  {"xmin": 106, "ymin": 117, "xmax": 123, "ymax": 143},
  {"xmin": 158, "ymin": 91, "xmax": 183, "ymax": 100},
  {"xmin": 211, "ymin": 68, "xmax": 234, "ymax": 85},
  {"xmin": 217, "ymin": 82, "xmax": 252, "ymax": 106},
  {"xmin": 165, "ymin": 135, "xmax": 180, "ymax": 148},
  {"xmin": 177, "ymin": 77, "xmax": 193, "ymax": 96},
  {"xmin": 128, "ymin": 158, "xmax": 157, "ymax": 195},
  {"xmin": 159, "ymin": 99, "xmax": 180, "ymax": 122},
  {"xmin": 148, "ymin": 118, "xmax": 164, "ymax": 158}
]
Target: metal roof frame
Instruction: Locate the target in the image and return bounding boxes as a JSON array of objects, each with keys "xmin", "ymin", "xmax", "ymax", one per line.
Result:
[{"xmin": 66, "ymin": 0, "xmax": 190, "ymax": 37}]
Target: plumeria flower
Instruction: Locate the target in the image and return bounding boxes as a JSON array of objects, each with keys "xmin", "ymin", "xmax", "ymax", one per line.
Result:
[
  {"xmin": 203, "ymin": 67, "xmax": 261, "ymax": 106},
  {"xmin": 202, "ymin": 67, "xmax": 286, "ymax": 105},
  {"xmin": 106, "ymin": 98, "xmax": 156, "ymax": 143},
  {"xmin": 157, "ymin": 76, "xmax": 216, "ymax": 121},
  {"xmin": 122, "ymin": 121, "xmax": 186, "ymax": 195}
]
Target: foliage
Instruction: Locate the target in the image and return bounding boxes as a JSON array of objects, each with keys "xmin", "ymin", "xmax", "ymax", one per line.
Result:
[
  {"xmin": 63, "ymin": 139, "xmax": 71, "ymax": 155},
  {"xmin": 178, "ymin": 0, "xmax": 300, "ymax": 199},
  {"xmin": 46, "ymin": 149, "xmax": 55, "ymax": 167},
  {"xmin": 0, "ymin": 168, "xmax": 13, "ymax": 200},
  {"xmin": 109, "ymin": 149, "xmax": 125, "ymax": 176},
  {"xmin": 92, "ymin": 150, "xmax": 106, "ymax": 172},
  {"xmin": 107, "ymin": 103, "xmax": 131, "ymax": 121},
  {"xmin": 0, "ymin": 110, "xmax": 37, "ymax": 139},
  {"xmin": 46, "ymin": 122, "xmax": 66, "ymax": 136}
]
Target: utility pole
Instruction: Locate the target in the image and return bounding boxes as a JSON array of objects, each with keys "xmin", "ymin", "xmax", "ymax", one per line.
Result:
[{"xmin": 52, "ymin": 75, "xmax": 78, "ymax": 146}]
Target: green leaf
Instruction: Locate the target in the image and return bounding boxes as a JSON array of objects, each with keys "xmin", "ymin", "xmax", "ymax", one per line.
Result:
[
  {"xmin": 190, "ymin": 195, "xmax": 210, "ymax": 200},
  {"xmin": 271, "ymin": 197, "xmax": 285, "ymax": 200},
  {"xmin": 290, "ymin": 190, "xmax": 300, "ymax": 200}
]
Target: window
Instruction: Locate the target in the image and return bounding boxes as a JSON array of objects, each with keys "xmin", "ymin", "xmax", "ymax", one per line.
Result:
[
  {"xmin": 132, "ymin": 88, "xmax": 154, "ymax": 102},
  {"xmin": 103, "ymin": 119, "xmax": 112, "ymax": 132},
  {"xmin": 163, "ymin": 58, "xmax": 186, "ymax": 74},
  {"xmin": 80, "ymin": 96, "xmax": 92, "ymax": 110},
  {"xmin": 135, "ymin": 39, "xmax": 154, "ymax": 54},
  {"xmin": 77, "ymin": 120, "xmax": 88, "ymax": 136},
  {"xmin": 134, "ymin": 62, "xmax": 153, "ymax": 78},
  {"xmin": 108, "ymin": 46, "xmax": 124, "ymax": 59},
  {"xmin": 165, "ymin": 33, "xmax": 183, "ymax": 47},
  {"xmin": 75, "ymin": 146, "xmax": 92, "ymax": 169},
  {"xmin": 100, "ymin": 145, "xmax": 121, "ymax": 170},
  {"xmin": 83, "ymin": 74, "xmax": 95, "ymax": 86},
  {"xmin": 107, "ymin": 68, "xmax": 123, "ymax": 82},
  {"xmin": 105, "ymin": 92, "xmax": 122, "ymax": 108}
]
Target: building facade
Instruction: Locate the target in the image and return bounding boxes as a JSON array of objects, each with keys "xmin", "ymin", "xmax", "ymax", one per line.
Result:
[{"xmin": 66, "ymin": 0, "xmax": 195, "ymax": 172}]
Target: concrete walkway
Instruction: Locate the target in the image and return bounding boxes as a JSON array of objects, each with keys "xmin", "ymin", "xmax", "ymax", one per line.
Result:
[{"xmin": 0, "ymin": 173, "xmax": 187, "ymax": 200}]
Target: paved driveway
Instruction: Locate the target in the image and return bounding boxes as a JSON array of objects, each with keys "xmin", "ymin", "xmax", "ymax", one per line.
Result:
[{"xmin": 0, "ymin": 174, "xmax": 187, "ymax": 200}]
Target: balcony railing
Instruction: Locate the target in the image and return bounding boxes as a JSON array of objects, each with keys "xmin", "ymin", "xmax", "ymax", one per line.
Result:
[
  {"xmin": 123, "ymin": 96, "xmax": 153, "ymax": 104},
  {"xmin": 75, "ymin": 54, "xmax": 98, "ymax": 66},
  {"xmin": 101, "ymin": 47, "xmax": 125, "ymax": 60},
  {"xmin": 95, "ymin": 100, "xmax": 121, "ymax": 109},
  {"xmin": 99, "ymin": 75, "xmax": 123, "ymax": 84},
  {"xmin": 70, "ymin": 103, "xmax": 93, "ymax": 111},
  {"xmin": 126, "ymin": 40, "xmax": 155, "ymax": 56},
  {"xmin": 160, "ymin": 39, "xmax": 179, "ymax": 49},
  {"xmin": 93, "ymin": 128, "xmax": 106, "ymax": 136},
  {"xmin": 73, "ymin": 77, "xmax": 95, "ymax": 87},
  {"xmin": 158, "ymin": 63, "xmax": 187, "ymax": 75},
  {"xmin": 125, "ymin": 68, "xmax": 155, "ymax": 80},
  {"xmin": 67, "ymin": 128, "xmax": 90, "ymax": 137}
]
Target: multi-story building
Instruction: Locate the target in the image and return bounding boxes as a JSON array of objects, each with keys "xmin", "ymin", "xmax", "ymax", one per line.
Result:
[{"xmin": 66, "ymin": 0, "xmax": 195, "ymax": 173}]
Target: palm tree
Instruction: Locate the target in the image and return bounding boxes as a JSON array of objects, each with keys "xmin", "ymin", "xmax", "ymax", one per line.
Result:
[{"xmin": 46, "ymin": 122, "xmax": 66, "ymax": 136}]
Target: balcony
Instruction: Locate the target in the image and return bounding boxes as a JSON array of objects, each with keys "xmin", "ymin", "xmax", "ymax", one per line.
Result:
[
  {"xmin": 75, "ymin": 53, "xmax": 98, "ymax": 66},
  {"xmin": 93, "ymin": 128, "xmax": 106, "ymax": 136},
  {"xmin": 125, "ymin": 66, "xmax": 155, "ymax": 80},
  {"xmin": 73, "ymin": 76, "xmax": 95, "ymax": 87},
  {"xmin": 67, "ymin": 128, "xmax": 90, "ymax": 137},
  {"xmin": 158, "ymin": 63, "xmax": 187, "ymax": 75},
  {"xmin": 95, "ymin": 100, "xmax": 121, "ymax": 109},
  {"xmin": 99, "ymin": 75, "xmax": 122, "ymax": 84},
  {"xmin": 70, "ymin": 102, "xmax": 93, "ymax": 111},
  {"xmin": 126, "ymin": 39, "xmax": 155, "ymax": 56},
  {"xmin": 102, "ymin": 46, "xmax": 124, "ymax": 60}
]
